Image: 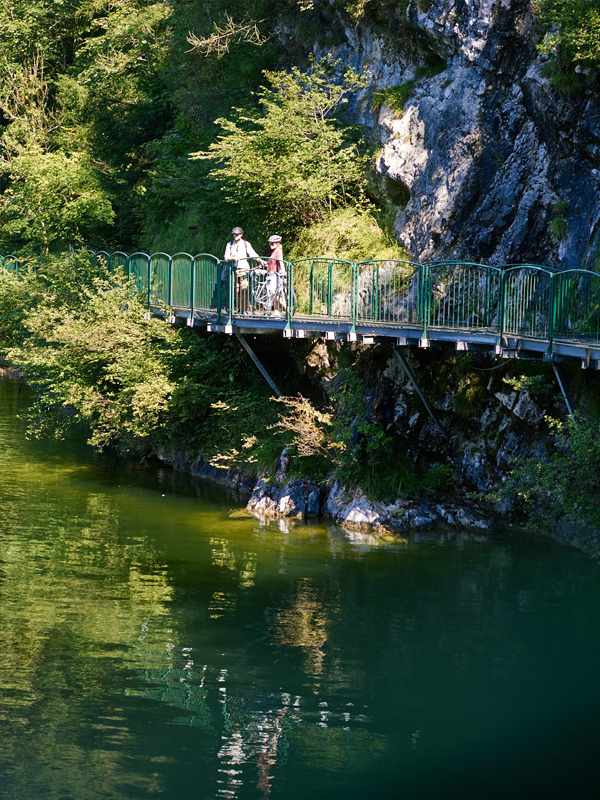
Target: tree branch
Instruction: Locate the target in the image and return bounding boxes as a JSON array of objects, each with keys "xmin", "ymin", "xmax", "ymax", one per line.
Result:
[{"xmin": 186, "ymin": 15, "xmax": 268, "ymax": 58}]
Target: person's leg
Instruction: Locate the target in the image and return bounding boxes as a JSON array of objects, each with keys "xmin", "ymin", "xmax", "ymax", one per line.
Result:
[
  {"xmin": 266, "ymin": 273, "xmax": 277, "ymax": 312},
  {"xmin": 236, "ymin": 270, "xmax": 249, "ymax": 313}
]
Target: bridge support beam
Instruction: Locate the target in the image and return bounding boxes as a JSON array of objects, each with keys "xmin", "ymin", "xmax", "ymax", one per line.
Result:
[
  {"xmin": 235, "ymin": 333, "xmax": 283, "ymax": 398},
  {"xmin": 393, "ymin": 348, "xmax": 449, "ymax": 441},
  {"xmin": 552, "ymin": 362, "xmax": 577, "ymax": 423}
]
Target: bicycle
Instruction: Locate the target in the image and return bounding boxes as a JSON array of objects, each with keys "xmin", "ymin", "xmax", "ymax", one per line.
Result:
[{"xmin": 250, "ymin": 268, "xmax": 296, "ymax": 315}]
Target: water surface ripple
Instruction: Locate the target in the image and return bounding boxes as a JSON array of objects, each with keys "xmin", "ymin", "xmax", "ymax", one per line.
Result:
[{"xmin": 1, "ymin": 377, "xmax": 599, "ymax": 800}]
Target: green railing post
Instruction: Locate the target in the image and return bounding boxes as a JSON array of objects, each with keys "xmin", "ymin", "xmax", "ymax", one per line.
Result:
[
  {"xmin": 497, "ymin": 268, "xmax": 506, "ymax": 351},
  {"xmin": 419, "ymin": 263, "xmax": 430, "ymax": 341},
  {"xmin": 147, "ymin": 257, "xmax": 152, "ymax": 309},
  {"xmin": 216, "ymin": 260, "xmax": 223, "ymax": 324},
  {"xmin": 327, "ymin": 260, "xmax": 333, "ymax": 317},
  {"xmin": 547, "ymin": 272, "xmax": 556, "ymax": 359},
  {"xmin": 226, "ymin": 261, "xmax": 235, "ymax": 328},
  {"xmin": 285, "ymin": 262, "xmax": 293, "ymax": 333},
  {"xmin": 168, "ymin": 256, "xmax": 173, "ymax": 308},
  {"xmin": 350, "ymin": 262, "xmax": 358, "ymax": 333},
  {"xmin": 309, "ymin": 261, "xmax": 314, "ymax": 315},
  {"xmin": 190, "ymin": 257, "xmax": 196, "ymax": 320},
  {"xmin": 372, "ymin": 263, "xmax": 379, "ymax": 321},
  {"xmin": 126, "ymin": 255, "xmax": 131, "ymax": 282}
]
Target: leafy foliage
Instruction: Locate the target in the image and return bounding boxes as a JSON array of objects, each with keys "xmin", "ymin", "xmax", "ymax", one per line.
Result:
[
  {"xmin": 167, "ymin": 332, "xmax": 281, "ymax": 472},
  {"xmin": 500, "ymin": 416, "xmax": 600, "ymax": 530},
  {"xmin": 192, "ymin": 59, "xmax": 368, "ymax": 236},
  {"xmin": 534, "ymin": 0, "xmax": 600, "ymax": 93},
  {"xmin": 288, "ymin": 206, "xmax": 411, "ymax": 262},
  {"xmin": 372, "ymin": 80, "xmax": 415, "ymax": 116},
  {"xmin": 10, "ymin": 270, "xmax": 180, "ymax": 451},
  {"xmin": 502, "ymin": 374, "xmax": 550, "ymax": 399},
  {"xmin": 0, "ymin": 270, "xmax": 32, "ymax": 347},
  {"xmin": 535, "ymin": 0, "xmax": 600, "ymax": 70}
]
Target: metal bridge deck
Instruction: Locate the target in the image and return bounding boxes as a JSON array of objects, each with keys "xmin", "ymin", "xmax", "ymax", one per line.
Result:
[
  {"xmin": 4, "ymin": 250, "xmax": 600, "ymax": 367},
  {"xmin": 171, "ymin": 307, "xmax": 600, "ymax": 367}
]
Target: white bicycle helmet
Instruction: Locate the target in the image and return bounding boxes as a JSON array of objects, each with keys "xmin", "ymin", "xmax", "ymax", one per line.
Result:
[{"xmin": 268, "ymin": 235, "xmax": 282, "ymax": 243}]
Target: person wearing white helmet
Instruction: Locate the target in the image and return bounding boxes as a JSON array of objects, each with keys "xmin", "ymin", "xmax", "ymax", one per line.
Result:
[
  {"xmin": 223, "ymin": 226, "xmax": 263, "ymax": 313},
  {"xmin": 266, "ymin": 234, "xmax": 285, "ymax": 314}
]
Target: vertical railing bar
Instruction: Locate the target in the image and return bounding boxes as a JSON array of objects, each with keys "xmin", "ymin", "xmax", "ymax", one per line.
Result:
[
  {"xmin": 285, "ymin": 262, "xmax": 293, "ymax": 331},
  {"xmin": 147, "ymin": 255, "xmax": 151, "ymax": 309},
  {"xmin": 190, "ymin": 257, "xmax": 196, "ymax": 318},
  {"xmin": 547, "ymin": 272, "xmax": 555, "ymax": 356},
  {"xmin": 216, "ymin": 260, "xmax": 222, "ymax": 324}
]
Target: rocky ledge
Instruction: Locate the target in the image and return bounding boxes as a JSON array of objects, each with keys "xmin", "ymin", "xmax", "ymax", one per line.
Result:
[
  {"xmin": 158, "ymin": 448, "xmax": 496, "ymax": 536},
  {"xmin": 246, "ymin": 475, "xmax": 495, "ymax": 534}
]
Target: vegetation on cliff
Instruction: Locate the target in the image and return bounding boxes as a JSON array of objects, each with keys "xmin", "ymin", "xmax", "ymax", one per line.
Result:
[
  {"xmin": 1, "ymin": 0, "xmax": 600, "ymax": 533},
  {"xmin": 0, "ymin": 0, "xmax": 401, "ymax": 259}
]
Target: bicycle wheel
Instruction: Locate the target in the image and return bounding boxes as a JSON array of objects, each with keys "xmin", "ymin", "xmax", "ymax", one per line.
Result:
[
  {"xmin": 252, "ymin": 280, "xmax": 271, "ymax": 310},
  {"xmin": 279, "ymin": 285, "xmax": 296, "ymax": 315}
]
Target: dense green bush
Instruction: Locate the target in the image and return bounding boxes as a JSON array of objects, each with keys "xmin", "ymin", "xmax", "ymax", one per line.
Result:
[
  {"xmin": 500, "ymin": 415, "xmax": 600, "ymax": 530},
  {"xmin": 535, "ymin": 0, "xmax": 600, "ymax": 69},
  {"xmin": 192, "ymin": 59, "xmax": 368, "ymax": 237}
]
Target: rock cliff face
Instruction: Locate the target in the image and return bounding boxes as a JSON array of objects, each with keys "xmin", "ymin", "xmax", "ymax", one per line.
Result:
[
  {"xmin": 316, "ymin": 0, "xmax": 599, "ymax": 270},
  {"xmin": 159, "ymin": 4, "xmax": 600, "ymax": 547},
  {"xmin": 239, "ymin": 341, "xmax": 598, "ymax": 550}
]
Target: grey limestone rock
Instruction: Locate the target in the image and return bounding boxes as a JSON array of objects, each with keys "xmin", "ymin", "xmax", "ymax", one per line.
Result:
[
  {"xmin": 247, "ymin": 477, "xmax": 324, "ymax": 520},
  {"xmin": 325, "ymin": 0, "xmax": 600, "ymax": 270}
]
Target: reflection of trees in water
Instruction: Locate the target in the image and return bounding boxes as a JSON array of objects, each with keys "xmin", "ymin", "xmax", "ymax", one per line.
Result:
[
  {"xmin": 0, "ymin": 480, "xmax": 177, "ymax": 799},
  {"xmin": 266, "ymin": 577, "xmax": 332, "ymax": 676},
  {"xmin": 207, "ymin": 538, "xmax": 258, "ymax": 620}
]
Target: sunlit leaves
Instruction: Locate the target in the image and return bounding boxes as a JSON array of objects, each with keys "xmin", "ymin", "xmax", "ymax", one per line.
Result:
[
  {"xmin": 10, "ymin": 265, "xmax": 181, "ymax": 451},
  {"xmin": 534, "ymin": 0, "xmax": 600, "ymax": 69},
  {"xmin": 192, "ymin": 59, "xmax": 368, "ymax": 234}
]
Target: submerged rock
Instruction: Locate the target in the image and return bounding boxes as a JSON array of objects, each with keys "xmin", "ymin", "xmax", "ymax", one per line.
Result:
[
  {"xmin": 322, "ymin": 483, "xmax": 495, "ymax": 535},
  {"xmin": 247, "ymin": 477, "xmax": 323, "ymax": 520}
]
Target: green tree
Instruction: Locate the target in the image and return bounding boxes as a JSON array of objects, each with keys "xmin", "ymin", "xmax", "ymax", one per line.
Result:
[
  {"xmin": 192, "ymin": 59, "xmax": 368, "ymax": 234},
  {"xmin": 10, "ymin": 264, "xmax": 181, "ymax": 451},
  {"xmin": 500, "ymin": 415, "xmax": 600, "ymax": 530},
  {"xmin": 535, "ymin": 0, "xmax": 600, "ymax": 69},
  {"xmin": 0, "ymin": 55, "xmax": 114, "ymax": 253}
]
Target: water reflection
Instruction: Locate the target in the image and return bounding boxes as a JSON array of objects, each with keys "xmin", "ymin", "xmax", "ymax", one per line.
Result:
[
  {"xmin": 2, "ymin": 377, "xmax": 600, "ymax": 800},
  {"xmin": 267, "ymin": 578, "xmax": 331, "ymax": 676}
]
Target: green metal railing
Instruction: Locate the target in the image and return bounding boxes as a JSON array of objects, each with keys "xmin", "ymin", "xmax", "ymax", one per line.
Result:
[
  {"xmin": 1, "ymin": 254, "xmax": 23, "ymax": 275},
  {"xmin": 3, "ymin": 251, "xmax": 600, "ymax": 350}
]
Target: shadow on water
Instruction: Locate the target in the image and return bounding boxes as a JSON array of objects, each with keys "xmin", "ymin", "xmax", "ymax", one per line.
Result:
[{"xmin": 1, "ymin": 376, "xmax": 600, "ymax": 800}]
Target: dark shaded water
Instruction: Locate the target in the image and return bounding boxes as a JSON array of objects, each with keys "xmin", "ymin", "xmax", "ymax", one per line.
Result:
[{"xmin": 1, "ymin": 377, "xmax": 599, "ymax": 800}]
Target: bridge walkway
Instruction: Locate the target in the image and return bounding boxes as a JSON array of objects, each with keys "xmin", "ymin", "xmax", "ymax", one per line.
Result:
[{"xmin": 3, "ymin": 251, "xmax": 600, "ymax": 367}]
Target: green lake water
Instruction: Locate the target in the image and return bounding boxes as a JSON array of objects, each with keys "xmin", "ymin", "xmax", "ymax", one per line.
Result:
[{"xmin": 1, "ymin": 376, "xmax": 600, "ymax": 800}]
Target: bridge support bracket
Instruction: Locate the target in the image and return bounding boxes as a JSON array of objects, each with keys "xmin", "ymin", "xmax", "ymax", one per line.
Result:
[
  {"xmin": 552, "ymin": 362, "xmax": 577, "ymax": 422},
  {"xmin": 235, "ymin": 333, "xmax": 282, "ymax": 398},
  {"xmin": 393, "ymin": 348, "xmax": 450, "ymax": 442}
]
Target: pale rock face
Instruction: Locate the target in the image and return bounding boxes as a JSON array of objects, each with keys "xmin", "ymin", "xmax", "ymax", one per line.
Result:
[{"xmin": 329, "ymin": 0, "xmax": 600, "ymax": 270}]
